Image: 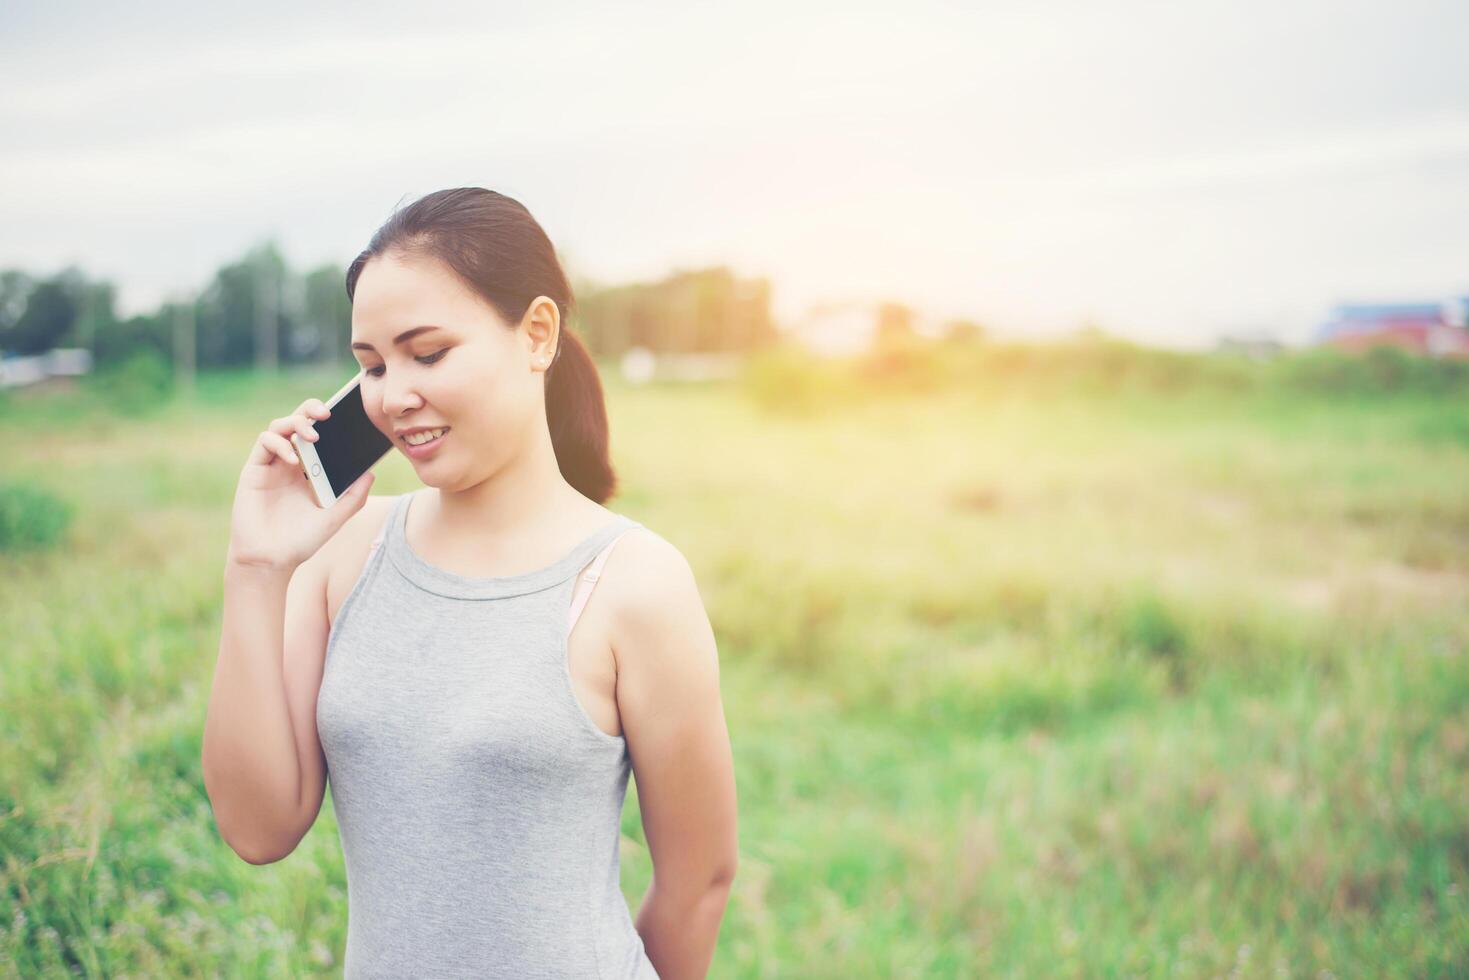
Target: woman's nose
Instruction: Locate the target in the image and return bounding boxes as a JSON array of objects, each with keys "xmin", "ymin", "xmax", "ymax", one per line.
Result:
[{"xmin": 379, "ymin": 379, "xmax": 423, "ymax": 416}]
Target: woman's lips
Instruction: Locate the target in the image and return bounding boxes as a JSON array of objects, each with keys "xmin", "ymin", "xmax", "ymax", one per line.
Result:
[{"xmin": 402, "ymin": 428, "xmax": 449, "ymax": 459}]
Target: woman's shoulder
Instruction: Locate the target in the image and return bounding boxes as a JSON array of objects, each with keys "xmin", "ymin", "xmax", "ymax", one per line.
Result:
[
  {"xmin": 321, "ymin": 492, "xmax": 399, "ymax": 561},
  {"xmin": 599, "ymin": 522, "xmax": 705, "ymax": 627},
  {"xmin": 357, "ymin": 492, "xmax": 402, "ymax": 545},
  {"xmin": 322, "ymin": 494, "xmax": 401, "ymax": 604},
  {"xmin": 600, "ymin": 512, "xmax": 680, "ymax": 567},
  {"xmin": 599, "ymin": 523, "xmax": 716, "ymax": 686}
]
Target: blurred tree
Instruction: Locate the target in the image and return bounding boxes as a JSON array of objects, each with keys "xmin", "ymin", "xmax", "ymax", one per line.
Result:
[
  {"xmin": 47, "ymin": 266, "xmax": 119, "ymax": 356},
  {"xmin": 943, "ymin": 318, "xmax": 986, "ymax": 345},
  {"xmin": 281, "ymin": 273, "xmax": 316, "ymax": 361},
  {"xmin": 578, "ymin": 266, "xmax": 777, "ymax": 356},
  {"xmin": 0, "ymin": 271, "xmax": 34, "ymax": 343},
  {"xmin": 1, "ymin": 276, "xmax": 76, "ymax": 355},
  {"xmin": 876, "ymin": 302, "xmax": 915, "ymax": 346},
  {"xmin": 94, "ymin": 309, "xmax": 171, "ymax": 368},
  {"xmin": 3, "ymin": 254, "xmax": 780, "ymax": 372},
  {"xmin": 196, "ymin": 241, "xmax": 294, "ymax": 369},
  {"xmin": 302, "ymin": 263, "xmax": 351, "ymax": 366}
]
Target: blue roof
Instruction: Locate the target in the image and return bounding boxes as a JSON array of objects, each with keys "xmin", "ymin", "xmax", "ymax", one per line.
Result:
[{"xmin": 1327, "ymin": 302, "xmax": 1446, "ymax": 321}]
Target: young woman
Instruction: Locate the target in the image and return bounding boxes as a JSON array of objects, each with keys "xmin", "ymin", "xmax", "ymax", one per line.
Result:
[{"xmin": 202, "ymin": 187, "xmax": 738, "ymax": 979}]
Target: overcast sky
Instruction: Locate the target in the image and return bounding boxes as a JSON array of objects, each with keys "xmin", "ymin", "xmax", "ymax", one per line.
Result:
[{"xmin": 2, "ymin": 0, "xmax": 1466, "ymax": 348}]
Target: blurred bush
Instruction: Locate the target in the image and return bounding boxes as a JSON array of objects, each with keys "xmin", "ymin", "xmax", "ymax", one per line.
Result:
[
  {"xmin": 0, "ymin": 481, "xmax": 75, "ymax": 552},
  {"xmin": 85, "ymin": 348, "xmax": 175, "ymax": 417},
  {"xmin": 739, "ymin": 342, "xmax": 857, "ymax": 416},
  {"xmin": 742, "ymin": 331, "xmax": 1469, "ymax": 412},
  {"xmin": 1266, "ymin": 345, "xmax": 1469, "ymax": 397}
]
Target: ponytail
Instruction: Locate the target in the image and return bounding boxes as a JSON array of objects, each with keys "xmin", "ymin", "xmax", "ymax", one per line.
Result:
[{"xmin": 544, "ymin": 328, "xmax": 617, "ymax": 503}]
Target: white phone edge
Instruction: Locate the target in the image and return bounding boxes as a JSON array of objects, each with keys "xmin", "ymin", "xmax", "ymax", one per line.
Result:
[{"xmin": 292, "ymin": 370, "xmax": 367, "ymax": 509}]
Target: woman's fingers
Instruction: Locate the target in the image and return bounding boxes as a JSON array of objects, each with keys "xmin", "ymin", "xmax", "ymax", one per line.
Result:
[
  {"xmin": 258, "ymin": 430, "xmax": 301, "ymax": 466},
  {"xmin": 249, "ymin": 428, "xmax": 287, "ymax": 467},
  {"xmin": 295, "ymin": 398, "xmax": 331, "ymax": 420},
  {"xmin": 268, "ymin": 413, "xmax": 321, "ymax": 442},
  {"xmin": 270, "ymin": 400, "xmax": 331, "ymax": 439},
  {"xmin": 247, "ymin": 401, "xmax": 330, "ymax": 467}
]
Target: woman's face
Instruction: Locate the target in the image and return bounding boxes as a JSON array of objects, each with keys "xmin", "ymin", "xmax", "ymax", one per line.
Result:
[{"xmin": 349, "ymin": 249, "xmax": 547, "ymax": 485}]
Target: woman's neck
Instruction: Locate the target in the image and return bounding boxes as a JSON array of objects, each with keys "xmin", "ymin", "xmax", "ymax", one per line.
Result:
[{"xmin": 423, "ymin": 428, "xmax": 604, "ymax": 546}]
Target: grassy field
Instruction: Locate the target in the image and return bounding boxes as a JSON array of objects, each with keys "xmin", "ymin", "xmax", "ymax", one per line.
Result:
[{"xmin": 2, "ymin": 346, "xmax": 1467, "ymax": 977}]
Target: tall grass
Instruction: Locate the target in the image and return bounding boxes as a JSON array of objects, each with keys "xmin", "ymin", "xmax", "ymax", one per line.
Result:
[{"xmin": 3, "ymin": 348, "xmax": 1467, "ymax": 977}]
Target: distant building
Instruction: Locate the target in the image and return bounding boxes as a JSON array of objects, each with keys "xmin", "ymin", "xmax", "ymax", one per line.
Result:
[
  {"xmin": 0, "ymin": 347, "xmax": 93, "ymax": 388},
  {"xmin": 617, "ymin": 346, "xmax": 742, "ymax": 385},
  {"xmin": 1314, "ymin": 298, "xmax": 1469, "ymax": 358}
]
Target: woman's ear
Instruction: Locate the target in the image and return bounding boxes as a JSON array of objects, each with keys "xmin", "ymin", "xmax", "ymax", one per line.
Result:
[{"xmin": 522, "ymin": 295, "xmax": 561, "ymax": 372}]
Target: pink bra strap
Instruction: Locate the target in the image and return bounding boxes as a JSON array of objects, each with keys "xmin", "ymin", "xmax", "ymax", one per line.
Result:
[{"xmin": 568, "ymin": 529, "xmax": 635, "ymax": 632}]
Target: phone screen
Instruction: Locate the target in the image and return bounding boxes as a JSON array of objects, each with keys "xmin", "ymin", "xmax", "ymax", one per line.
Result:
[{"xmin": 316, "ymin": 379, "xmax": 393, "ymax": 497}]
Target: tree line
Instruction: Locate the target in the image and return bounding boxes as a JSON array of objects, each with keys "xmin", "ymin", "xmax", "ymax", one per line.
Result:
[{"xmin": 0, "ymin": 240, "xmax": 780, "ymax": 374}]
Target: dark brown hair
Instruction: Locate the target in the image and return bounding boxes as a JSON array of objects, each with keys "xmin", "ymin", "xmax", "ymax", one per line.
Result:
[{"xmin": 345, "ymin": 187, "xmax": 617, "ymax": 503}]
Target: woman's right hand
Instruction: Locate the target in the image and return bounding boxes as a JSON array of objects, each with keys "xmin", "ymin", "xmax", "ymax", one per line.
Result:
[{"xmin": 226, "ymin": 398, "xmax": 376, "ymax": 572}]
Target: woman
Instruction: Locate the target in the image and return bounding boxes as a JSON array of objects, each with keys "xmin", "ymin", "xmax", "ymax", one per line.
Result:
[{"xmin": 202, "ymin": 187, "xmax": 738, "ymax": 979}]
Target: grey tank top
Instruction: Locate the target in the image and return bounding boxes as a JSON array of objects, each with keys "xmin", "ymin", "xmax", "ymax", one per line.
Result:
[{"xmin": 317, "ymin": 489, "xmax": 659, "ymax": 979}]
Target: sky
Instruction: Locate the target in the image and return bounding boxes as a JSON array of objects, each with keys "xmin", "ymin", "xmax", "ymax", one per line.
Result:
[{"xmin": 2, "ymin": 0, "xmax": 1466, "ymax": 350}]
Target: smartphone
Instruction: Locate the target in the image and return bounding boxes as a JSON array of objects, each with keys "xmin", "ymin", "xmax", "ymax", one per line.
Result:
[{"xmin": 291, "ymin": 371, "xmax": 394, "ymax": 508}]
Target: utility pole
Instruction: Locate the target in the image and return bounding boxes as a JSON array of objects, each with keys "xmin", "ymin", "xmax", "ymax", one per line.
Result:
[
  {"xmin": 77, "ymin": 286, "xmax": 94, "ymax": 359},
  {"xmin": 173, "ymin": 293, "xmax": 196, "ymax": 394},
  {"xmin": 255, "ymin": 267, "xmax": 279, "ymax": 373},
  {"xmin": 281, "ymin": 271, "xmax": 314, "ymax": 365}
]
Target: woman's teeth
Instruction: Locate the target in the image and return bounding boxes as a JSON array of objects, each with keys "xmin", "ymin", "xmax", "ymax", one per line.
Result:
[{"xmin": 405, "ymin": 428, "xmax": 447, "ymax": 446}]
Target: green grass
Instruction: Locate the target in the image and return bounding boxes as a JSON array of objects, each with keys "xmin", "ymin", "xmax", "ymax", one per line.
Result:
[{"xmin": 2, "ymin": 355, "xmax": 1467, "ymax": 977}]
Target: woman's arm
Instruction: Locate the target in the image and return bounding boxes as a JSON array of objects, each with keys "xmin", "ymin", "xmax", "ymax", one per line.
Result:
[
  {"xmin": 201, "ymin": 548, "xmax": 333, "ymax": 864},
  {"xmin": 609, "ymin": 532, "xmax": 739, "ymax": 980}
]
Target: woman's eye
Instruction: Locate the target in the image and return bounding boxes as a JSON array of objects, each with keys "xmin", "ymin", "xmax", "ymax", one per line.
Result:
[{"xmin": 365, "ymin": 349, "xmax": 448, "ymax": 377}]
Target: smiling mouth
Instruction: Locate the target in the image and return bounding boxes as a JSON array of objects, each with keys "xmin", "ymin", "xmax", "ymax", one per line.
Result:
[{"xmin": 403, "ymin": 428, "xmax": 450, "ymax": 447}]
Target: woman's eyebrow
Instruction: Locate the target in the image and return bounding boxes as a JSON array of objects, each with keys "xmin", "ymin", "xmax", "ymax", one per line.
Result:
[{"xmin": 351, "ymin": 325, "xmax": 446, "ymax": 352}]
